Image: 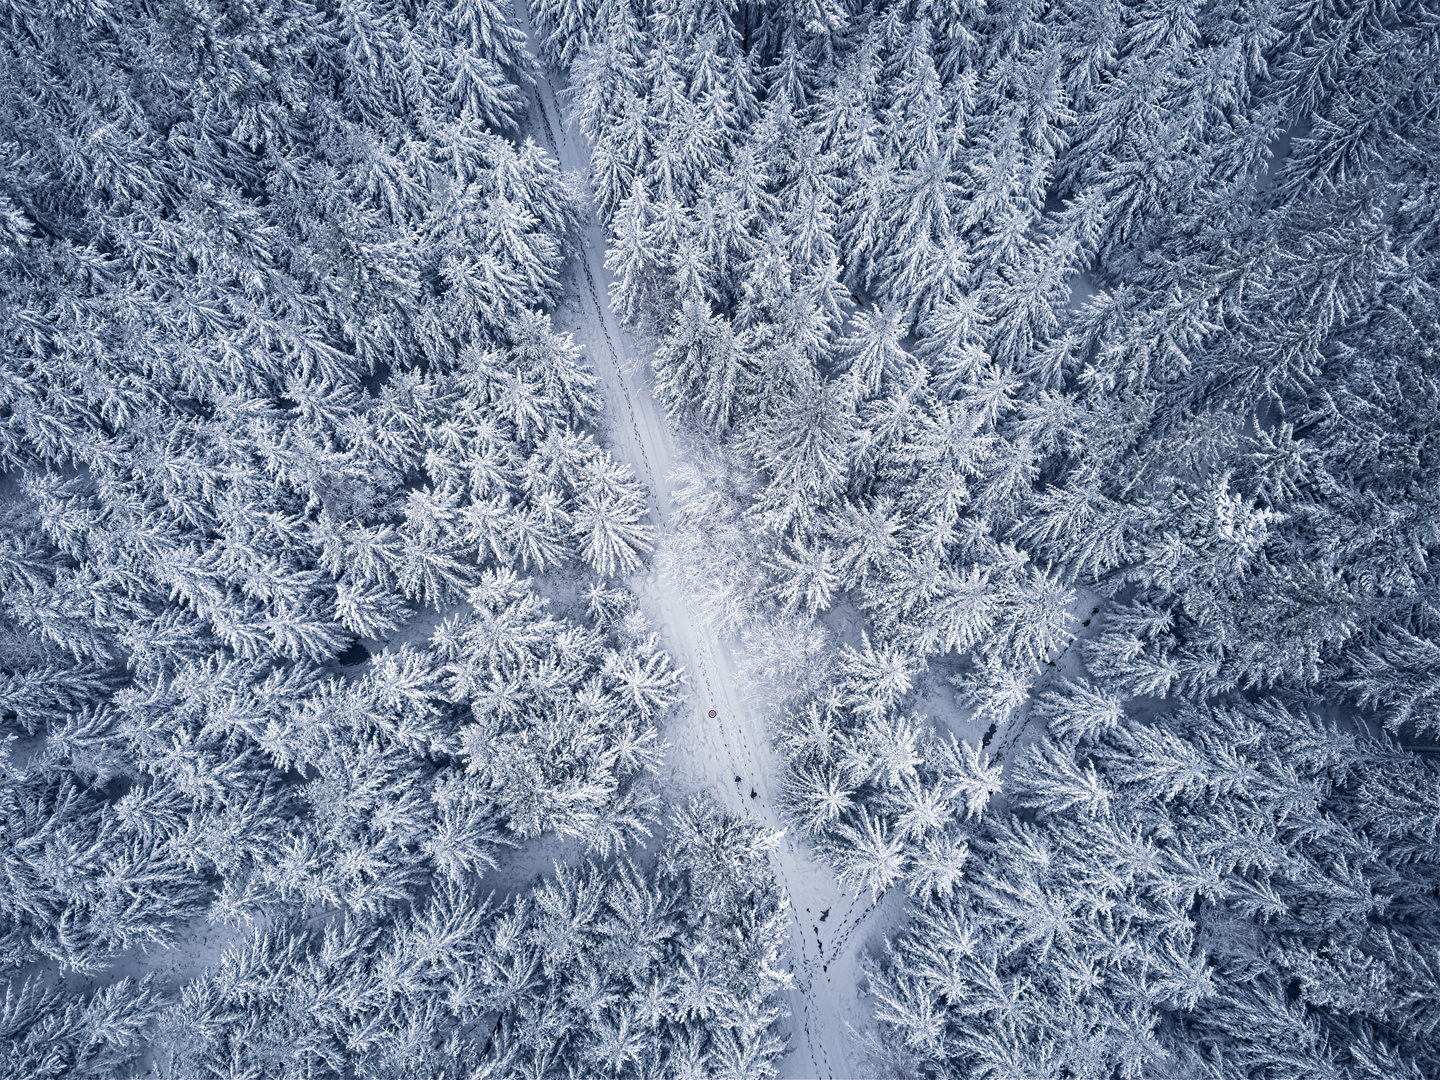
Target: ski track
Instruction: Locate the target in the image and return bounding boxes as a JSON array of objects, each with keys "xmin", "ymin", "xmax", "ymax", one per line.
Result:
[{"xmin": 513, "ymin": 13, "xmax": 887, "ymax": 1076}]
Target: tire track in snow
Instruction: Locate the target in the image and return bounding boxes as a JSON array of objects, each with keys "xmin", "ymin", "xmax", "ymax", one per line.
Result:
[
  {"xmin": 512, "ymin": 12, "xmax": 884, "ymax": 1075},
  {"xmin": 578, "ymin": 259, "xmax": 659, "ymax": 496}
]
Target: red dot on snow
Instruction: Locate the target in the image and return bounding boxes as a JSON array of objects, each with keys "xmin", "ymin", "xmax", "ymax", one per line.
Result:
[{"xmin": 708, "ymin": 709, "xmax": 717, "ymax": 718}]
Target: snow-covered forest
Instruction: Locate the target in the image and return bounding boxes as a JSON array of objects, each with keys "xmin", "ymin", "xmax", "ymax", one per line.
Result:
[{"xmin": 1, "ymin": 0, "xmax": 1437, "ymax": 1076}]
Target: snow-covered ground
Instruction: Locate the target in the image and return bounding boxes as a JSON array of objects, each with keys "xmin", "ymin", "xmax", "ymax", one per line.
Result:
[{"xmin": 512, "ymin": 11, "xmax": 898, "ymax": 1074}]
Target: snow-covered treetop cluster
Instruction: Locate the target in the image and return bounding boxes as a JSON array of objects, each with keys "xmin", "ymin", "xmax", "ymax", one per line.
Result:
[
  {"xmin": 1, "ymin": 1, "xmax": 791, "ymax": 1075},
  {"xmin": 3, "ymin": 0, "xmax": 1438, "ymax": 1075},
  {"xmin": 532, "ymin": 0, "xmax": 1440, "ymax": 1073},
  {"xmin": 542, "ymin": 0, "xmax": 1436, "ymax": 729}
]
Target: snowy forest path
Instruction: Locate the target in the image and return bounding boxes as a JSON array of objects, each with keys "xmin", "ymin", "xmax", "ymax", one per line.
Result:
[{"xmin": 512, "ymin": 11, "xmax": 887, "ymax": 1077}]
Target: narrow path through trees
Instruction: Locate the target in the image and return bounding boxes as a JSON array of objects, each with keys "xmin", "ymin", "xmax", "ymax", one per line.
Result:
[{"xmin": 512, "ymin": 9, "xmax": 892, "ymax": 1074}]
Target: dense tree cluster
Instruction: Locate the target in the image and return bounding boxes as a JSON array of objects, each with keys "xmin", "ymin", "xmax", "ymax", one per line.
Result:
[
  {"xmin": 777, "ymin": 634, "xmax": 1003, "ymax": 902},
  {"xmin": 534, "ymin": 0, "xmax": 1440, "ymax": 1072},
  {"xmin": 540, "ymin": 0, "xmax": 1437, "ymax": 732},
  {"xmin": 4, "ymin": 0, "xmax": 1438, "ymax": 1072},
  {"xmin": 2, "ymin": 799, "xmax": 789, "ymax": 1078},
  {"xmin": 868, "ymin": 690, "xmax": 1440, "ymax": 1078},
  {"xmin": 151, "ymin": 799, "xmax": 789, "ymax": 1079},
  {"xmin": 0, "ymin": 2, "xmax": 790, "ymax": 1075}
]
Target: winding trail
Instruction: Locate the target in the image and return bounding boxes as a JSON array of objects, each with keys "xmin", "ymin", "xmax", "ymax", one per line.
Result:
[{"xmin": 512, "ymin": 13, "xmax": 892, "ymax": 1076}]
